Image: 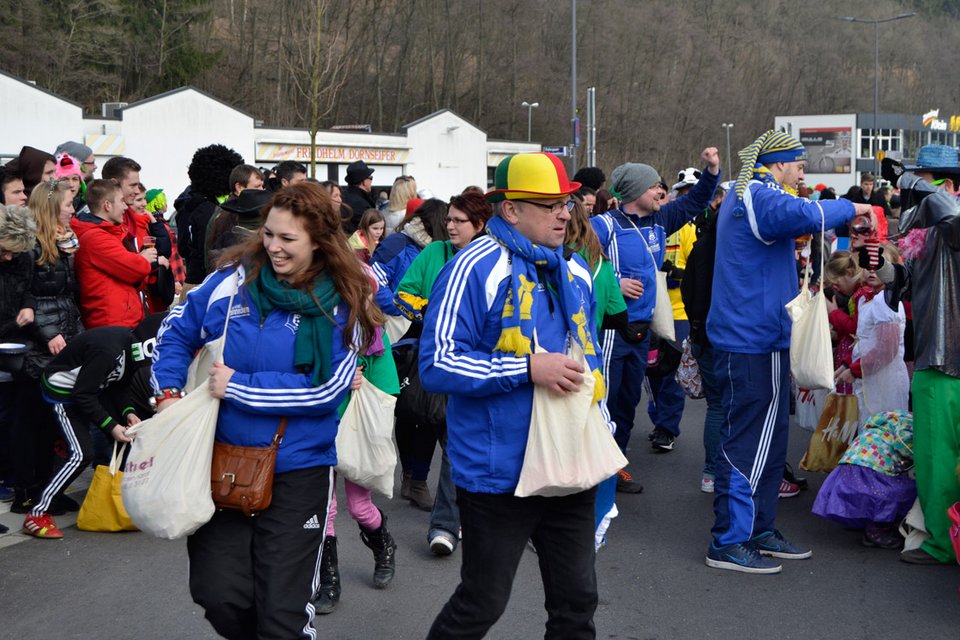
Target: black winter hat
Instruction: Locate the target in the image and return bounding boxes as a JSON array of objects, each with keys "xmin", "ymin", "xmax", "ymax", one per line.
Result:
[{"xmin": 345, "ymin": 160, "xmax": 374, "ymax": 185}]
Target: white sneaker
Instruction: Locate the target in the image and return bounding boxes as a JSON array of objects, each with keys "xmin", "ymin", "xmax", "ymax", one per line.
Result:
[
  {"xmin": 700, "ymin": 477, "xmax": 715, "ymax": 493},
  {"xmin": 430, "ymin": 533, "xmax": 455, "ymax": 556}
]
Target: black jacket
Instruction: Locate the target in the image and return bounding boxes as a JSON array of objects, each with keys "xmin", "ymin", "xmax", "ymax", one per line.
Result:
[
  {"xmin": 176, "ymin": 192, "xmax": 219, "ymax": 284},
  {"xmin": 23, "ymin": 246, "xmax": 83, "ymax": 378},
  {"xmin": 680, "ymin": 208, "xmax": 718, "ymax": 347},
  {"xmin": 0, "ymin": 251, "xmax": 34, "ymax": 343},
  {"xmin": 341, "ymin": 185, "xmax": 376, "ymax": 235}
]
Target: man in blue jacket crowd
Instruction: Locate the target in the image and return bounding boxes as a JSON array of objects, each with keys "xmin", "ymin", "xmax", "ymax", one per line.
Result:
[
  {"xmin": 420, "ymin": 152, "xmax": 604, "ymax": 639},
  {"xmin": 705, "ymin": 130, "xmax": 874, "ymax": 574},
  {"xmin": 591, "ymin": 147, "xmax": 720, "ymax": 493}
]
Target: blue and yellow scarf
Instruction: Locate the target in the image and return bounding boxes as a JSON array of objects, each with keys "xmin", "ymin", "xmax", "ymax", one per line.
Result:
[{"xmin": 485, "ymin": 215, "xmax": 605, "ymax": 403}]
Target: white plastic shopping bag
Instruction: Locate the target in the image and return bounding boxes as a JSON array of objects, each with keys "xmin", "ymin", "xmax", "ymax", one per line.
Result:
[
  {"xmin": 650, "ymin": 270, "xmax": 676, "ymax": 342},
  {"xmin": 515, "ymin": 342, "xmax": 627, "ymax": 498},
  {"xmin": 122, "ymin": 272, "xmax": 237, "ymax": 539},
  {"xmin": 121, "ymin": 385, "xmax": 219, "ymax": 539},
  {"xmin": 785, "ymin": 203, "xmax": 834, "ymax": 390},
  {"xmin": 335, "ymin": 378, "xmax": 398, "ymax": 498}
]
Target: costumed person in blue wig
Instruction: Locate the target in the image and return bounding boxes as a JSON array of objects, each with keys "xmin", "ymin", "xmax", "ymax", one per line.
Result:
[
  {"xmin": 420, "ymin": 152, "xmax": 607, "ymax": 638},
  {"xmin": 705, "ymin": 130, "xmax": 875, "ymax": 574}
]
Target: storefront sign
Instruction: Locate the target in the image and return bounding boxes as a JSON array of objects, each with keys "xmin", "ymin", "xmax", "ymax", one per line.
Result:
[
  {"xmin": 922, "ymin": 109, "xmax": 947, "ymax": 131},
  {"xmin": 256, "ymin": 143, "xmax": 409, "ymax": 164}
]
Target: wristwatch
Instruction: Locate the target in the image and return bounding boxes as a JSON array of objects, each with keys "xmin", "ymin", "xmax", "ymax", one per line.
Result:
[{"xmin": 149, "ymin": 387, "xmax": 185, "ymax": 410}]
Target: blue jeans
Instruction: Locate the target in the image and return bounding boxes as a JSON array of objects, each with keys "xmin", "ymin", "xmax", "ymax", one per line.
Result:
[
  {"xmin": 427, "ymin": 487, "xmax": 598, "ymax": 640},
  {"xmin": 692, "ymin": 343, "xmax": 723, "ymax": 478},
  {"xmin": 428, "ymin": 423, "xmax": 460, "ymax": 546},
  {"xmin": 604, "ymin": 330, "xmax": 651, "ymax": 452},
  {"xmin": 646, "ymin": 319, "xmax": 690, "ymax": 436},
  {"xmin": 711, "ymin": 350, "xmax": 790, "ymax": 547}
]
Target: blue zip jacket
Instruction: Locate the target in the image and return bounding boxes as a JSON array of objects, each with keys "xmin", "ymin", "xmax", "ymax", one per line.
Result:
[
  {"xmin": 592, "ymin": 168, "xmax": 719, "ymax": 322},
  {"xmin": 370, "ymin": 232, "xmax": 422, "ymax": 316},
  {"xmin": 151, "ymin": 265, "xmax": 359, "ymax": 473},
  {"xmin": 418, "ymin": 235, "xmax": 601, "ymax": 493},
  {"xmin": 707, "ymin": 181, "xmax": 856, "ymax": 353}
]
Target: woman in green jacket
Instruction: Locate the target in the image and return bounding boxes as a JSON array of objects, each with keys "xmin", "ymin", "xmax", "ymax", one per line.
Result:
[{"xmin": 394, "ymin": 190, "xmax": 493, "ymax": 555}]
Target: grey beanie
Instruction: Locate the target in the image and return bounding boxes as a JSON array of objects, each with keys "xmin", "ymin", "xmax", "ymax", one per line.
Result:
[
  {"xmin": 610, "ymin": 163, "xmax": 661, "ymax": 205},
  {"xmin": 55, "ymin": 141, "xmax": 93, "ymax": 162}
]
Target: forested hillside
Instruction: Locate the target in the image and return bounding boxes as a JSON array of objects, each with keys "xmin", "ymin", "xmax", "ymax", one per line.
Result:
[{"xmin": 2, "ymin": 0, "xmax": 957, "ymax": 173}]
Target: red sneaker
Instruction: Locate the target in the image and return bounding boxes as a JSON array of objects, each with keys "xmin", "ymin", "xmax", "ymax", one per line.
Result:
[
  {"xmin": 778, "ymin": 478, "xmax": 801, "ymax": 499},
  {"xmin": 23, "ymin": 513, "xmax": 63, "ymax": 539}
]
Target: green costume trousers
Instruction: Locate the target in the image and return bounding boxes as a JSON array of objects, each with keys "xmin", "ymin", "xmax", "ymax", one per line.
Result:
[{"xmin": 913, "ymin": 368, "xmax": 960, "ymax": 563}]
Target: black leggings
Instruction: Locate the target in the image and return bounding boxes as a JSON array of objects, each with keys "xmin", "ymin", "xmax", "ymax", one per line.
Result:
[{"xmin": 395, "ymin": 414, "xmax": 439, "ymax": 481}]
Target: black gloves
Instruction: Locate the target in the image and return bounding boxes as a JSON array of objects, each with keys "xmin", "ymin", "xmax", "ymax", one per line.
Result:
[{"xmin": 881, "ymin": 157, "xmax": 905, "ymax": 188}]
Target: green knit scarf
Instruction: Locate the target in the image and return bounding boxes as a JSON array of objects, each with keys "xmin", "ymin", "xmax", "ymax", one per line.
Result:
[{"xmin": 247, "ymin": 264, "xmax": 341, "ymax": 386}]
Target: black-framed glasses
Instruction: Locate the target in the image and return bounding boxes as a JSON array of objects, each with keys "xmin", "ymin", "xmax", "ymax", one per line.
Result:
[
  {"xmin": 513, "ymin": 199, "xmax": 575, "ymax": 215},
  {"xmin": 444, "ymin": 216, "xmax": 471, "ymax": 225}
]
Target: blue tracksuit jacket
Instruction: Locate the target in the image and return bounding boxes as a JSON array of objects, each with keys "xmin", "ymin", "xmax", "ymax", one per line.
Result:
[
  {"xmin": 707, "ymin": 181, "xmax": 856, "ymax": 353},
  {"xmin": 151, "ymin": 265, "xmax": 359, "ymax": 473},
  {"xmin": 418, "ymin": 235, "xmax": 602, "ymax": 494}
]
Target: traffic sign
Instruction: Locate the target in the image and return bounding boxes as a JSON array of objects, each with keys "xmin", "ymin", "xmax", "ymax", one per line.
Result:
[{"xmin": 543, "ymin": 146, "xmax": 568, "ymax": 156}]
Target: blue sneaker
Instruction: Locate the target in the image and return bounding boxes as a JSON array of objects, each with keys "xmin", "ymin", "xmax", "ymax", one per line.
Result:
[
  {"xmin": 751, "ymin": 530, "xmax": 812, "ymax": 560},
  {"xmin": 705, "ymin": 542, "xmax": 782, "ymax": 574}
]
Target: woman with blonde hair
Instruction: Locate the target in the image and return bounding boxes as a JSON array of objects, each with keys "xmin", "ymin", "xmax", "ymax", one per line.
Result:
[
  {"xmin": 383, "ymin": 175, "xmax": 417, "ymax": 236},
  {"xmin": 25, "ymin": 179, "xmax": 82, "ymax": 371},
  {"xmin": 7, "ymin": 180, "xmax": 85, "ymax": 517},
  {"xmin": 152, "ymin": 182, "xmax": 384, "ymax": 639},
  {"xmin": 566, "ymin": 195, "xmax": 629, "ymax": 548}
]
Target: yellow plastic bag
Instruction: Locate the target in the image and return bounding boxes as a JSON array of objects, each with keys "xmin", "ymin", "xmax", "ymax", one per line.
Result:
[{"xmin": 77, "ymin": 443, "xmax": 138, "ymax": 532}]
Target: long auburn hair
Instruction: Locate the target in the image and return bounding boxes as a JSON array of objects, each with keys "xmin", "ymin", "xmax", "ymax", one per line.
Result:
[
  {"xmin": 28, "ymin": 179, "xmax": 71, "ymax": 266},
  {"xmin": 565, "ymin": 197, "xmax": 605, "ymax": 270},
  {"xmin": 218, "ymin": 182, "xmax": 383, "ymax": 351}
]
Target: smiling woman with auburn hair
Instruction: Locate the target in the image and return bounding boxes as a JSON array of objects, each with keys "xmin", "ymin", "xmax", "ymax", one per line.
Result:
[{"xmin": 152, "ymin": 181, "xmax": 382, "ymax": 639}]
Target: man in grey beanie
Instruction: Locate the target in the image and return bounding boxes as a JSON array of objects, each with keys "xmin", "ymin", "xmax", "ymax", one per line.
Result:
[
  {"xmin": 590, "ymin": 147, "xmax": 721, "ymax": 493},
  {"xmin": 55, "ymin": 141, "xmax": 96, "ymax": 182}
]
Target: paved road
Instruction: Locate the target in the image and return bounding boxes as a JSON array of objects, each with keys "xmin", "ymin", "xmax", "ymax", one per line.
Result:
[{"xmin": 1, "ymin": 399, "xmax": 957, "ymax": 639}]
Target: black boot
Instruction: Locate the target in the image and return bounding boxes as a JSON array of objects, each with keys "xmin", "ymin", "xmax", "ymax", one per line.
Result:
[
  {"xmin": 359, "ymin": 510, "xmax": 397, "ymax": 589},
  {"xmin": 400, "ymin": 470, "xmax": 412, "ymax": 500},
  {"xmin": 313, "ymin": 536, "xmax": 341, "ymax": 615}
]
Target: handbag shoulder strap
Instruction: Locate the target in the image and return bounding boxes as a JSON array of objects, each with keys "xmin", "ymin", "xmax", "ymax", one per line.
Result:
[{"xmin": 271, "ymin": 417, "xmax": 288, "ymax": 447}]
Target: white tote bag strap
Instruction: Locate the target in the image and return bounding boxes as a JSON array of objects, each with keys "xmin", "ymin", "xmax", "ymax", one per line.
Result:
[
  {"xmin": 216, "ymin": 270, "xmax": 241, "ymax": 364},
  {"xmin": 109, "ymin": 441, "xmax": 128, "ymax": 476}
]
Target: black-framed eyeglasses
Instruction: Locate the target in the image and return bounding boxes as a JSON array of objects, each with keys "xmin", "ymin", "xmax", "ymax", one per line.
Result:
[
  {"xmin": 444, "ymin": 216, "xmax": 471, "ymax": 225},
  {"xmin": 513, "ymin": 199, "xmax": 575, "ymax": 215}
]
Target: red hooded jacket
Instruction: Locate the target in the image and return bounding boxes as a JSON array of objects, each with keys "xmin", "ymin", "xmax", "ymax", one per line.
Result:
[{"xmin": 71, "ymin": 211, "xmax": 152, "ymax": 328}]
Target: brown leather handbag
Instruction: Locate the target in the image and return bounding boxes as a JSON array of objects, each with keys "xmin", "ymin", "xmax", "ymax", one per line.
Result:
[{"xmin": 210, "ymin": 418, "xmax": 288, "ymax": 517}]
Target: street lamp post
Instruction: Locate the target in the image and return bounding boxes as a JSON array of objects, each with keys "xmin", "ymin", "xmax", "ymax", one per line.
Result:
[
  {"xmin": 840, "ymin": 12, "xmax": 915, "ymax": 172},
  {"xmin": 721, "ymin": 123, "xmax": 734, "ymax": 174},
  {"xmin": 521, "ymin": 101, "xmax": 539, "ymax": 143}
]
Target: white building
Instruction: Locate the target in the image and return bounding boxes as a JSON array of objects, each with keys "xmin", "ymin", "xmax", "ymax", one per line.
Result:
[{"xmin": 0, "ymin": 70, "xmax": 539, "ymax": 202}]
